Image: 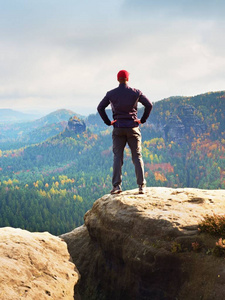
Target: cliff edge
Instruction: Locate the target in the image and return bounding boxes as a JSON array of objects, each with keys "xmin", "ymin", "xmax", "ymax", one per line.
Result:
[{"xmin": 61, "ymin": 187, "xmax": 225, "ymax": 300}]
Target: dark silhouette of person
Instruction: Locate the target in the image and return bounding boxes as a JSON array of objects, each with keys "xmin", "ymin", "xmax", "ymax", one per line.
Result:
[{"xmin": 97, "ymin": 70, "xmax": 153, "ymax": 194}]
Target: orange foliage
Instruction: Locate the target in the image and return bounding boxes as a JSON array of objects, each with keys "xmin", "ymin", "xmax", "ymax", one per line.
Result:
[
  {"xmin": 209, "ymin": 144, "xmax": 218, "ymax": 151},
  {"xmin": 220, "ymin": 169, "xmax": 225, "ymax": 181},
  {"xmin": 145, "ymin": 163, "xmax": 174, "ymax": 173},
  {"xmin": 154, "ymin": 172, "xmax": 167, "ymax": 182}
]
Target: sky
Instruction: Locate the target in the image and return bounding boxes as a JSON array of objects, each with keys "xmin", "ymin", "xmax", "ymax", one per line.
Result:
[{"xmin": 0, "ymin": 0, "xmax": 225, "ymax": 116}]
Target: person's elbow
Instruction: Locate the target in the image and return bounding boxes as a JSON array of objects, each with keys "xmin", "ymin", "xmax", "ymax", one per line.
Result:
[
  {"xmin": 97, "ymin": 103, "xmax": 103, "ymax": 114},
  {"xmin": 147, "ymin": 101, "xmax": 153, "ymax": 109},
  {"xmin": 145, "ymin": 101, "xmax": 153, "ymax": 112}
]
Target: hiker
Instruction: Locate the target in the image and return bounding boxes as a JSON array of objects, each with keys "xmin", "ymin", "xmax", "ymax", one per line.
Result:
[{"xmin": 97, "ymin": 70, "xmax": 153, "ymax": 194}]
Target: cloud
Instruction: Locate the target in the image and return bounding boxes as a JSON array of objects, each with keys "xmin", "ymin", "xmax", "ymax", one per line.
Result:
[
  {"xmin": 1, "ymin": 18, "xmax": 225, "ymax": 114},
  {"xmin": 123, "ymin": 0, "xmax": 225, "ymax": 19},
  {"xmin": 0, "ymin": 1, "xmax": 224, "ymax": 115}
]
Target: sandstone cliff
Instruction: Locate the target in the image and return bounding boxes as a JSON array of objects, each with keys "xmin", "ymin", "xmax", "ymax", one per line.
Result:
[
  {"xmin": 1, "ymin": 188, "xmax": 225, "ymax": 300},
  {"xmin": 163, "ymin": 104, "xmax": 206, "ymax": 142},
  {"xmin": 0, "ymin": 228, "xmax": 79, "ymax": 300},
  {"xmin": 61, "ymin": 187, "xmax": 225, "ymax": 300},
  {"xmin": 67, "ymin": 116, "xmax": 86, "ymax": 134}
]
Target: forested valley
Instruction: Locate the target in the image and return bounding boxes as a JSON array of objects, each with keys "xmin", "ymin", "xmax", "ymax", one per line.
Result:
[{"xmin": 0, "ymin": 91, "xmax": 224, "ymax": 235}]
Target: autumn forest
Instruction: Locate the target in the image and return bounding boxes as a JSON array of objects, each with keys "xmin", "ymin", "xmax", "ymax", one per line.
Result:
[{"xmin": 0, "ymin": 91, "xmax": 224, "ymax": 235}]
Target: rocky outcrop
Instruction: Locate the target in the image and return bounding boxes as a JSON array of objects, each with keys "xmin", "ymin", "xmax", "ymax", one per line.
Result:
[
  {"xmin": 178, "ymin": 105, "xmax": 206, "ymax": 135},
  {"xmin": 61, "ymin": 187, "xmax": 225, "ymax": 300},
  {"xmin": 164, "ymin": 115, "xmax": 185, "ymax": 143},
  {"xmin": 164, "ymin": 104, "xmax": 206, "ymax": 142},
  {"xmin": 0, "ymin": 227, "xmax": 79, "ymax": 300},
  {"xmin": 67, "ymin": 116, "xmax": 86, "ymax": 134}
]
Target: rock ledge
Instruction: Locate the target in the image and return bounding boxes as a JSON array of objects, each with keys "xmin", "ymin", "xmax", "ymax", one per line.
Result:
[{"xmin": 62, "ymin": 187, "xmax": 225, "ymax": 300}]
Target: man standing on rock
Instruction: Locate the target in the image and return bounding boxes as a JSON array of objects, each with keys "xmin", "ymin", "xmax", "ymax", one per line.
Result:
[{"xmin": 97, "ymin": 70, "xmax": 153, "ymax": 194}]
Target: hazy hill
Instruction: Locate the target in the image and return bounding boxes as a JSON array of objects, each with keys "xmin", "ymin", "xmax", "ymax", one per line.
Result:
[
  {"xmin": 31, "ymin": 109, "xmax": 84, "ymax": 127},
  {"xmin": 85, "ymin": 91, "xmax": 225, "ymax": 151},
  {"xmin": 21, "ymin": 121, "xmax": 68, "ymax": 144},
  {"xmin": 0, "ymin": 91, "xmax": 224, "ymax": 180},
  {"xmin": 0, "ymin": 109, "xmax": 41, "ymax": 123},
  {"xmin": 0, "ymin": 109, "xmax": 81, "ymax": 149},
  {"xmin": 148, "ymin": 91, "xmax": 225, "ymax": 137},
  {"xmin": 19, "ymin": 110, "xmax": 85, "ymax": 145},
  {"xmin": 86, "ymin": 91, "xmax": 225, "ymax": 139}
]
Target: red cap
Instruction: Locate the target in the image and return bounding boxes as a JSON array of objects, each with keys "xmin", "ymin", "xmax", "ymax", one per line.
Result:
[{"xmin": 117, "ymin": 70, "xmax": 129, "ymax": 81}]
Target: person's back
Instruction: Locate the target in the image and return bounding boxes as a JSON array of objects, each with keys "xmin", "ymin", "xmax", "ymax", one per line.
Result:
[
  {"xmin": 106, "ymin": 84, "xmax": 144, "ymax": 128},
  {"xmin": 97, "ymin": 70, "xmax": 153, "ymax": 194}
]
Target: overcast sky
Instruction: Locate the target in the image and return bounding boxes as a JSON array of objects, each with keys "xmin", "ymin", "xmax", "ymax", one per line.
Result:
[{"xmin": 0, "ymin": 0, "xmax": 225, "ymax": 116}]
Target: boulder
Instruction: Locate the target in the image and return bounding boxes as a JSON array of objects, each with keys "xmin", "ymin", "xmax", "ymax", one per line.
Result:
[
  {"xmin": 0, "ymin": 227, "xmax": 79, "ymax": 300},
  {"xmin": 61, "ymin": 187, "xmax": 225, "ymax": 300}
]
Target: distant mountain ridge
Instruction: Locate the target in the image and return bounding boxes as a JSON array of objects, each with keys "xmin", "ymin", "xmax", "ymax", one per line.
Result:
[
  {"xmin": 0, "ymin": 108, "xmax": 41, "ymax": 122},
  {"xmin": 0, "ymin": 90, "xmax": 224, "ymax": 149},
  {"xmin": 86, "ymin": 91, "xmax": 225, "ymax": 140},
  {"xmin": 32, "ymin": 109, "xmax": 84, "ymax": 127},
  {"xmin": 0, "ymin": 109, "xmax": 82, "ymax": 148}
]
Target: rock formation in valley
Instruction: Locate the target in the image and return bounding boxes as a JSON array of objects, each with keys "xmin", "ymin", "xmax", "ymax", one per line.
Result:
[
  {"xmin": 163, "ymin": 104, "xmax": 206, "ymax": 142},
  {"xmin": 67, "ymin": 116, "xmax": 86, "ymax": 134}
]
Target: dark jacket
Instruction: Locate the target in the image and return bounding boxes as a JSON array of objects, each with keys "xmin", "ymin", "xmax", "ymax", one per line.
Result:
[{"xmin": 97, "ymin": 83, "xmax": 153, "ymax": 127}]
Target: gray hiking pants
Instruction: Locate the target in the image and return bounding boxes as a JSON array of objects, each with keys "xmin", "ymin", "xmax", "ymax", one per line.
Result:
[{"xmin": 112, "ymin": 127, "xmax": 146, "ymax": 187}]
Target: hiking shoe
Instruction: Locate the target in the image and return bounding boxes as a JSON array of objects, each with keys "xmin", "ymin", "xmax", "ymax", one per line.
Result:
[
  {"xmin": 139, "ymin": 184, "xmax": 145, "ymax": 194},
  {"xmin": 110, "ymin": 185, "xmax": 122, "ymax": 195}
]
